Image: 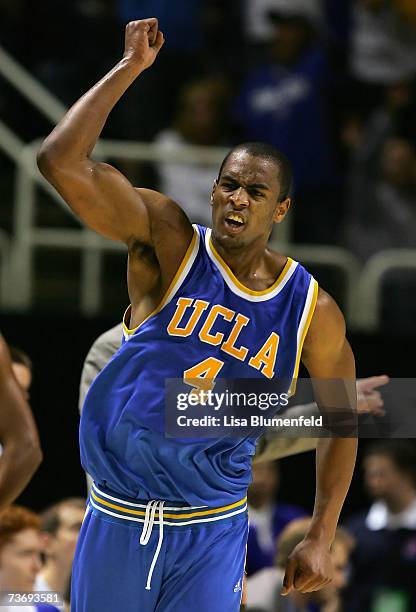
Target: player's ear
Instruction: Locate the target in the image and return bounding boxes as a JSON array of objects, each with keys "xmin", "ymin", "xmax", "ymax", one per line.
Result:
[
  {"xmin": 211, "ymin": 180, "xmax": 218, "ymax": 206},
  {"xmin": 273, "ymin": 197, "xmax": 291, "ymax": 224}
]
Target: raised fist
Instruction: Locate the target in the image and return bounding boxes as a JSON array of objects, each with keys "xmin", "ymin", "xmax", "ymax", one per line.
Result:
[{"xmin": 123, "ymin": 18, "xmax": 165, "ymax": 71}]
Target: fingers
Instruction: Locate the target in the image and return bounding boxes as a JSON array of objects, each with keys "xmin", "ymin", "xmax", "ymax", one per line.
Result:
[
  {"xmin": 357, "ymin": 375, "xmax": 389, "ymax": 393},
  {"xmin": 281, "ymin": 557, "xmax": 296, "ymax": 596},
  {"xmin": 126, "ymin": 17, "xmax": 158, "ymax": 39},
  {"xmin": 358, "ymin": 391, "xmax": 385, "ymax": 416},
  {"xmin": 356, "ymin": 375, "xmax": 389, "ymax": 416},
  {"xmin": 357, "ymin": 390, "xmax": 384, "ymax": 413},
  {"xmin": 294, "ymin": 574, "xmax": 332, "ymax": 593},
  {"xmin": 153, "ymin": 30, "xmax": 165, "ymax": 53},
  {"xmin": 282, "ymin": 556, "xmax": 333, "ymax": 595}
]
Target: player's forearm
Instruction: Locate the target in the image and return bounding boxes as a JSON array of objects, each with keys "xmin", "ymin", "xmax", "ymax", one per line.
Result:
[
  {"xmin": 0, "ymin": 440, "xmax": 42, "ymax": 509},
  {"xmin": 38, "ymin": 58, "xmax": 143, "ymax": 169},
  {"xmin": 307, "ymin": 437, "xmax": 357, "ymax": 546}
]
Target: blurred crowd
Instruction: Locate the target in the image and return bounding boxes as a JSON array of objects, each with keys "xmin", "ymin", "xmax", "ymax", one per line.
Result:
[
  {"xmin": 0, "ymin": 0, "xmax": 415, "ymax": 248},
  {"xmin": 245, "ymin": 444, "xmax": 416, "ymax": 612},
  {"xmin": 1, "ymin": 0, "xmax": 416, "ymax": 326}
]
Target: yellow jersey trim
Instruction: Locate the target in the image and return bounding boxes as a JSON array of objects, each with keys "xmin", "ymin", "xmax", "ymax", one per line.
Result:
[
  {"xmin": 123, "ymin": 227, "xmax": 199, "ymax": 336},
  {"xmin": 91, "ymin": 489, "xmax": 247, "ymax": 520},
  {"xmin": 208, "ymin": 236, "xmax": 294, "ymax": 297},
  {"xmin": 292, "ymin": 278, "xmax": 319, "ymax": 385}
]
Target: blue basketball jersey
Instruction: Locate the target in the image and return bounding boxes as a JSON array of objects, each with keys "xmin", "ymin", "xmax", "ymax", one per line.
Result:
[{"xmin": 80, "ymin": 225, "xmax": 318, "ymax": 507}]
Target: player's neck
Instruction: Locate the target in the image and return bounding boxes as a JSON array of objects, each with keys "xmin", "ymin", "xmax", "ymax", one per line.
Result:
[
  {"xmin": 213, "ymin": 239, "xmax": 286, "ymax": 291},
  {"xmin": 213, "ymin": 237, "xmax": 266, "ymax": 275}
]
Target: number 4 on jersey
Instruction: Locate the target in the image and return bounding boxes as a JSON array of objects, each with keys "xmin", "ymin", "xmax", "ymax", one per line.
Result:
[{"xmin": 183, "ymin": 357, "xmax": 224, "ymax": 395}]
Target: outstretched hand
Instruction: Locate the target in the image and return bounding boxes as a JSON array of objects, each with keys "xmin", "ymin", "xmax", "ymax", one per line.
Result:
[
  {"xmin": 281, "ymin": 538, "xmax": 333, "ymax": 596},
  {"xmin": 356, "ymin": 374, "xmax": 389, "ymax": 416},
  {"xmin": 123, "ymin": 18, "xmax": 165, "ymax": 71}
]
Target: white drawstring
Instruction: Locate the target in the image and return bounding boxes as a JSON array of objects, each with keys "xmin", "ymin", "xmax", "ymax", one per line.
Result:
[
  {"xmin": 139, "ymin": 500, "xmax": 158, "ymax": 546},
  {"xmin": 140, "ymin": 500, "xmax": 165, "ymax": 590}
]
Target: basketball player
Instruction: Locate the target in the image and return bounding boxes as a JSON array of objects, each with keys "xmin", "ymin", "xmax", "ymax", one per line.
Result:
[
  {"xmin": 38, "ymin": 19, "xmax": 358, "ymax": 612},
  {"xmin": 0, "ymin": 336, "xmax": 42, "ymax": 509}
]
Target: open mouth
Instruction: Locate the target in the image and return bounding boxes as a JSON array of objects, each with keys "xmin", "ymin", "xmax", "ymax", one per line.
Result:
[{"xmin": 224, "ymin": 213, "xmax": 246, "ymax": 233}]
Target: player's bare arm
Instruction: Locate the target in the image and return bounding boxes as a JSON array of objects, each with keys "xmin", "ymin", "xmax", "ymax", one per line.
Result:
[
  {"xmin": 37, "ymin": 19, "xmax": 193, "ymax": 327},
  {"xmin": 0, "ymin": 337, "xmax": 42, "ymax": 509},
  {"xmin": 282, "ymin": 288, "xmax": 358, "ymax": 595}
]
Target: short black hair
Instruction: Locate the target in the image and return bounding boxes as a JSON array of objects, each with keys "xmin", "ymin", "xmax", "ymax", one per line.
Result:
[
  {"xmin": 364, "ymin": 440, "xmax": 416, "ymax": 486},
  {"xmin": 217, "ymin": 142, "xmax": 293, "ymax": 202},
  {"xmin": 8, "ymin": 345, "xmax": 32, "ymax": 372},
  {"xmin": 40, "ymin": 497, "xmax": 86, "ymax": 535}
]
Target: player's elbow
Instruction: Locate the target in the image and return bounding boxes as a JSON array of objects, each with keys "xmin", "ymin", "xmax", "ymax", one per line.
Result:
[
  {"xmin": 37, "ymin": 141, "xmax": 63, "ymax": 179},
  {"xmin": 19, "ymin": 435, "xmax": 43, "ymax": 474},
  {"xmin": 4, "ymin": 434, "xmax": 42, "ymax": 481}
]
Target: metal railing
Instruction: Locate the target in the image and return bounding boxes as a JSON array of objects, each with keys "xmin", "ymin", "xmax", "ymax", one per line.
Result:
[
  {"xmin": 1, "ymin": 43, "xmax": 416, "ymax": 327},
  {"xmin": 353, "ymin": 250, "xmax": 416, "ymax": 330}
]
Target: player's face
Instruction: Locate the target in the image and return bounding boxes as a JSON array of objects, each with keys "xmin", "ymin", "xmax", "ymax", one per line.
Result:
[
  {"xmin": 211, "ymin": 151, "xmax": 290, "ymax": 250},
  {"xmin": 0, "ymin": 529, "xmax": 42, "ymax": 591}
]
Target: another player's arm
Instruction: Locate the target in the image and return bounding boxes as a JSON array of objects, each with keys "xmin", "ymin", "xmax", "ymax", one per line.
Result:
[
  {"xmin": 282, "ymin": 289, "xmax": 358, "ymax": 595},
  {"xmin": 0, "ymin": 337, "xmax": 42, "ymax": 509},
  {"xmin": 37, "ymin": 19, "xmax": 192, "ymax": 261}
]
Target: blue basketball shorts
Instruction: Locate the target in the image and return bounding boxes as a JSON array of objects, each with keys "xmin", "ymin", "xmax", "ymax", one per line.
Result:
[{"xmin": 71, "ymin": 483, "xmax": 248, "ymax": 612}]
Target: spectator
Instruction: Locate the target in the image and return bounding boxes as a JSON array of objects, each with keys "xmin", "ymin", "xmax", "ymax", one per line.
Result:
[
  {"xmin": 349, "ymin": 0, "xmax": 416, "ymax": 97},
  {"xmin": 154, "ymin": 77, "xmax": 232, "ymax": 225},
  {"xmin": 344, "ymin": 440, "xmax": 416, "ymax": 611},
  {"xmin": 35, "ymin": 498, "xmax": 85, "ymax": 611},
  {"xmin": 246, "ymin": 517, "xmax": 354, "ymax": 611},
  {"xmin": 342, "ymin": 78, "xmax": 416, "ymax": 174},
  {"xmin": 247, "ymin": 461, "xmax": 306, "ymax": 576},
  {"xmin": 234, "ymin": 0, "xmax": 336, "ymax": 242},
  {"xmin": 344, "ymin": 137, "xmax": 416, "ymax": 261},
  {"xmin": 0, "ymin": 505, "xmax": 59, "ymax": 611}
]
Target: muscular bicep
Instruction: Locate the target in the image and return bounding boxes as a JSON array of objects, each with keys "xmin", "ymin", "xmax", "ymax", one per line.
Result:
[
  {"xmin": 301, "ymin": 289, "xmax": 357, "ymax": 416},
  {"xmin": 38, "ymin": 156, "xmax": 151, "ymax": 244},
  {"xmin": 302, "ymin": 289, "xmax": 355, "ymax": 378}
]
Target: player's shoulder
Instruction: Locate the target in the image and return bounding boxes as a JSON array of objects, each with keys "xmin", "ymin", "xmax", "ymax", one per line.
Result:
[
  {"xmin": 135, "ymin": 188, "xmax": 188, "ymax": 223},
  {"xmin": 313, "ymin": 288, "xmax": 345, "ymax": 327},
  {"xmin": 304, "ymin": 287, "xmax": 346, "ymax": 355},
  {"xmin": 134, "ymin": 187, "xmax": 194, "ymax": 246}
]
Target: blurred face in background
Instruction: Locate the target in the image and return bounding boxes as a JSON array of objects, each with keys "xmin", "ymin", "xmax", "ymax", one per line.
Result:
[
  {"xmin": 0, "ymin": 529, "xmax": 42, "ymax": 591},
  {"xmin": 44, "ymin": 504, "xmax": 85, "ymax": 568},
  {"xmin": 381, "ymin": 139, "xmax": 416, "ymax": 189},
  {"xmin": 176, "ymin": 80, "xmax": 229, "ymax": 145},
  {"xmin": 248, "ymin": 462, "xmax": 279, "ymax": 508},
  {"xmin": 364, "ymin": 453, "xmax": 413, "ymax": 504},
  {"xmin": 270, "ymin": 19, "xmax": 313, "ymax": 66},
  {"xmin": 11, "ymin": 362, "xmax": 32, "ymax": 400}
]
